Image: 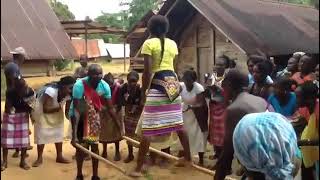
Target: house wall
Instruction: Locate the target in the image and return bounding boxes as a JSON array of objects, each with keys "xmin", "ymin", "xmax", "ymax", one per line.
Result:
[
  {"xmin": 19, "ymin": 60, "xmax": 55, "ymax": 77},
  {"xmin": 176, "ymin": 13, "xmax": 248, "ymax": 83}
]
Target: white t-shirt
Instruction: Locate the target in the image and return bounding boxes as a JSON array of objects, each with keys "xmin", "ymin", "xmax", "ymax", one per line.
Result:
[
  {"xmin": 180, "ymin": 82, "xmax": 204, "ymax": 110},
  {"xmin": 41, "ymin": 87, "xmax": 70, "ymax": 110}
]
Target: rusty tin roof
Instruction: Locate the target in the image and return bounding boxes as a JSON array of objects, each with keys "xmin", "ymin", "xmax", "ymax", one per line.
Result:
[{"xmin": 1, "ymin": 0, "xmax": 78, "ymax": 61}]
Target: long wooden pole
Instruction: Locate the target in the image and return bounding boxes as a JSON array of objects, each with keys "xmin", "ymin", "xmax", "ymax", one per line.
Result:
[
  {"xmin": 74, "ymin": 143, "xmax": 126, "ymax": 174},
  {"xmin": 123, "ymin": 136, "xmax": 237, "ymax": 180}
]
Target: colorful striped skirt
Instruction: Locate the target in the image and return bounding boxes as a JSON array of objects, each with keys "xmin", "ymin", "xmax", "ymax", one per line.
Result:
[
  {"xmin": 141, "ymin": 89, "xmax": 183, "ymax": 136},
  {"xmin": 1, "ymin": 113, "xmax": 30, "ymax": 149}
]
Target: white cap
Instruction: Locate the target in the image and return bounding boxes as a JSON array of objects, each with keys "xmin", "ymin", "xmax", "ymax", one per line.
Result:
[
  {"xmin": 293, "ymin": 52, "xmax": 306, "ymax": 56},
  {"xmin": 10, "ymin": 47, "xmax": 26, "ymax": 56}
]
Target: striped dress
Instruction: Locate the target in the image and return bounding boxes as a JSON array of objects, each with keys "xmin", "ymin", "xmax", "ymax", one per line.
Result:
[{"xmin": 141, "ymin": 89, "xmax": 183, "ymax": 136}]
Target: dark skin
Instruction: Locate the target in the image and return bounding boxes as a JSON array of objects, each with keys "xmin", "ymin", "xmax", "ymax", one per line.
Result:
[
  {"xmin": 13, "ymin": 54, "xmax": 25, "ymax": 67},
  {"xmin": 123, "ymin": 77, "xmax": 140, "ymax": 163},
  {"xmin": 299, "ymin": 56, "xmax": 314, "ymax": 77},
  {"xmin": 215, "ymin": 58, "xmax": 227, "ymax": 77},
  {"xmin": 247, "ymin": 60, "xmax": 255, "ymax": 75},
  {"xmin": 32, "ymin": 84, "xmax": 73, "ymax": 167},
  {"xmin": 71, "ymin": 66, "xmax": 119, "ymax": 178},
  {"xmin": 2, "ymin": 78, "xmax": 31, "ymax": 170},
  {"xmin": 100, "ymin": 75, "xmax": 121, "ymax": 161},
  {"xmin": 131, "ymin": 52, "xmax": 191, "ymax": 176},
  {"xmin": 182, "ymin": 77, "xmax": 207, "ymax": 166},
  {"xmin": 287, "ymin": 57, "xmax": 299, "ymax": 74},
  {"xmin": 295, "ymin": 87, "xmax": 316, "ymax": 114},
  {"xmin": 252, "ymin": 65, "xmax": 271, "ymax": 99},
  {"xmin": 274, "ymin": 84, "xmax": 291, "ymax": 106}
]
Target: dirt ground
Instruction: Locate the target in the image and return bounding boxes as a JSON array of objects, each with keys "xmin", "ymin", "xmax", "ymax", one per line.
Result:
[{"xmin": 1, "ymin": 62, "xmax": 244, "ymax": 180}]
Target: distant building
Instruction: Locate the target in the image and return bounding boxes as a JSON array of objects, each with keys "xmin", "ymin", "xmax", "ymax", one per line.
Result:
[
  {"xmin": 105, "ymin": 43, "xmax": 130, "ymax": 61},
  {"xmin": 1, "ymin": 0, "xmax": 77, "ymax": 77},
  {"xmin": 127, "ymin": 0, "xmax": 319, "ymax": 83}
]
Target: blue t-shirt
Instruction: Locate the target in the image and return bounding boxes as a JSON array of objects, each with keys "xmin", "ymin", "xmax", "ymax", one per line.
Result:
[
  {"xmin": 69, "ymin": 77, "xmax": 111, "ymax": 118},
  {"xmin": 267, "ymin": 92, "xmax": 296, "ymax": 117}
]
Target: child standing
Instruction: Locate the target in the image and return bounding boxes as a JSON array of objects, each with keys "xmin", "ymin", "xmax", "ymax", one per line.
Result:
[
  {"xmin": 118, "ymin": 71, "xmax": 142, "ymax": 163},
  {"xmin": 99, "ymin": 73, "xmax": 123, "ymax": 161}
]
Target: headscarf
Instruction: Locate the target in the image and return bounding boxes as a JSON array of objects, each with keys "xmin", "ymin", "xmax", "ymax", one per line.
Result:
[{"xmin": 233, "ymin": 112, "xmax": 300, "ymax": 180}]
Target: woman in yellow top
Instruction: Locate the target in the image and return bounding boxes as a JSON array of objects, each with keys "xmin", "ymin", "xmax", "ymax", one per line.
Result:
[{"xmin": 129, "ymin": 15, "xmax": 192, "ymax": 177}]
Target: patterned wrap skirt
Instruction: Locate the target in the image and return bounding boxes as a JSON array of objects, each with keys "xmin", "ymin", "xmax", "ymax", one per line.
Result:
[
  {"xmin": 141, "ymin": 89, "xmax": 183, "ymax": 136},
  {"xmin": 209, "ymin": 102, "xmax": 226, "ymax": 146},
  {"xmin": 99, "ymin": 107, "xmax": 123, "ymax": 143},
  {"xmin": 1, "ymin": 113, "xmax": 30, "ymax": 149}
]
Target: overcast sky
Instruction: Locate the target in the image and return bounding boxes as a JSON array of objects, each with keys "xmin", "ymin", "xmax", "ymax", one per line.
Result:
[{"xmin": 57, "ymin": 0, "xmax": 130, "ymax": 20}]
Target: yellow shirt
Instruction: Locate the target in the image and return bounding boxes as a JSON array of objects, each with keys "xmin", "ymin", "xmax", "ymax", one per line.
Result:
[{"xmin": 141, "ymin": 38, "xmax": 178, "ymax": 73}]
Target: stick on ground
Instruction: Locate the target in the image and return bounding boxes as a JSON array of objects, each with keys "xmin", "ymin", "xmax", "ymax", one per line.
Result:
[
  {"xmin": 75, "ymin": 143, "xmax": 126, "ymax": 174},
  {"xmin": 123, "ymin": 136, "xmax": 237, "ymax": 180}
]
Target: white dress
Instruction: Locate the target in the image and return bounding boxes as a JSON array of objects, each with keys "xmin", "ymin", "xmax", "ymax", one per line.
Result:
[
  {"xmin": 180, "ymin": 82, "xmax": 208, "ymax": 155},
  {"xmin": 34, "ymin": 87, "xmax": 69, "ymax": 144}
]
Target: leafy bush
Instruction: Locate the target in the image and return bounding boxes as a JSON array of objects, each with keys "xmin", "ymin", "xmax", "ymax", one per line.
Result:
[{"xmin": 54, "ymin": 59, "xmax": 73, "ymax": 71}]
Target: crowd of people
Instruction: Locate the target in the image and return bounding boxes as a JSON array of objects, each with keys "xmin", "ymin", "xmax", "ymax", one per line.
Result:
[{"xmin": 1, "ymin": 15, "xmax": 319, "ymax": 180}]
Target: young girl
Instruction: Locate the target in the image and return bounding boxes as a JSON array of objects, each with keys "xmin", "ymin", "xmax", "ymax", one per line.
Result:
[
  {"xmin": 117, "ymin": 71, "xmax": 142, "ymax": 163},
  {"xmin": 180, "ymin": 70, "xmax": 208, "ymax": 166},
  {"xmin": 99, "ymin": 73, "xmax": 123, "ymax": 161}
]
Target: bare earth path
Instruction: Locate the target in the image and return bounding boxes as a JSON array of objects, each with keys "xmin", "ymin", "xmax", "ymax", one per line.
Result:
[{"xmin": 1, "ymin": 63, "xmax": 244, "ymax": 180}]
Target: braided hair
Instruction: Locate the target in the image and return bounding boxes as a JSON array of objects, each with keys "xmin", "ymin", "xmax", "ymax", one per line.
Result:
[{"xmin": 147, "ymin": 15, "xmax": 169, "ymax": 66}]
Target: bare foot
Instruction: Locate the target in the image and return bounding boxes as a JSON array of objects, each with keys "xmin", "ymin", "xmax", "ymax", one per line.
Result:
[
  {"xmin": 56, "ymin": 157, "xmax": 71, "ymax": 164},
  {"xmin": 114, "ymin": 152, "xmax": 121, "ymax": 161},
  {"xmin": 12, "ymin": 151, "xmax": 19, "ymax": 158},
  {"xmin": 84, "ymin": 155, "xmax": 91, "ymax": 161},
  {"xmin": 27, "ymin": 145, "xmax": 33, "ymax": 150},
  {"xmin": 174, "ymin": 158, "xmax": 192, "ymax": 167},
  {"xmin": 197, "ymin": 161, "xmax": 204, "ymax": 167},
  {"xmin": 124, "ymin": 155, "xmax": 134, "ymax": 163},
  {"xmin": 32, "ymin": 159, "xmax": 43, "ymax": 167},
  {"xmin": 1, "ymin": 162, "xmax": 7, "ymax": 171},
  {"xmin": 101, "ymin": 152, "xmax": 107, "ymax": 159},
  {"xmin": 19, "ymin": 162, "xmax": 31, "ymax": 170},
  {"xmin": 127, "ymin": 170, "xmax": 144, "ymax": 177}
]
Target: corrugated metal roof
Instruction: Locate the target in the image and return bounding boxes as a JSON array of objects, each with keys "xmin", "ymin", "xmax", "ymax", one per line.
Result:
[
  {"xmin": 187, "ymin": 0, "xmax": 319, "ymax": 55},
  {"xmin": 129, "ymin": 0, "xmax": 319, "ymax": 57},
  {"xmin": 1, "ymin": 0, "xmax": 78, "ymax": 61},
  {"xmin": 71, "ymin": 39, "xmax": 105, "ymax": 59}
]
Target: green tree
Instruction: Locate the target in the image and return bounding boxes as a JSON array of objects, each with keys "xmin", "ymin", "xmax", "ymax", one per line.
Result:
[
  {"xmin": 49, "ymin": 0, "xmax": 75, "ymax": 21},
  {"xmin": 280, "ymin": 0, "xmax": 319, "ymax": 8},
  {"xmin": 128, "ymin": 0, "xmax": 158, "ymax": 28}
]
